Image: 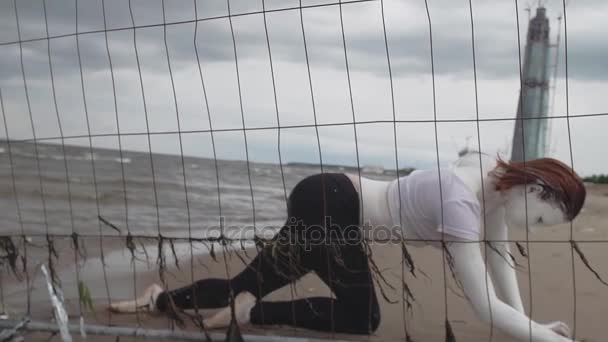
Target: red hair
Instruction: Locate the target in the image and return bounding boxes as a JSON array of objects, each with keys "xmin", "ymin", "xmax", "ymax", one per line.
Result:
[{"xmin": 491, "ymin": 157, "xmax": 586, "ymax": 221}]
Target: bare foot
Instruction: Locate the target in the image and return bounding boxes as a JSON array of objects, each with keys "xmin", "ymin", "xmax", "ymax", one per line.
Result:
[
  {"xmin": 109, "ymin": 284, "xmax": 163, "ymax": 313},
  {"xmin": 204, "ymin": 291, "xmax": 257, "ymax": 329}
]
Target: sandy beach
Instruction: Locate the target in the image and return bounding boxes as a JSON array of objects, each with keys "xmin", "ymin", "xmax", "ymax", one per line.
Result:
[
  {"xmin": 2, "ymin": 0, "xmax": 608, "ymax": 339},
  {"xmin": 2, "ymin": 183, "xmax": 607, "ymax": 341}
]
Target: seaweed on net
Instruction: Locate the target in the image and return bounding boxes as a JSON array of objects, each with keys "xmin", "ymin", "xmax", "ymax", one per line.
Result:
[
  {"xmin": 155, "ymin": 236, "xmax": 180, "ymax": 288},
  {"xmin": 154, "ymin": 235, "xmax": 187, "ymax": 328},
  {"xmin": 230, "ymin": 243, "xmax": 254, "ymax": 269},
  {"xmin": 98, "ymin": 215, "xmax": 121, "ymax": 234},
  {"xmin": 183, "ymin": 309, "xmax": 212, "ymax": 342},
  {"xmin": 45, "ymin": 235, "xmax": 60, "ymax": 288},
  {"xmin": 485, "ymin": 241, "xmax": 523, "ymax": 271},
  {"xmin": 20, "ymin": 253, "xmax": 27, "ymax": 283},
  {"xmin": 70, "ymin": 233, "xmax": 94, "ymax": 315},
  {"xmin": 401, "ymin": 241, "xmax": 416, "ymax": 277},
  {"xmin": 447, "ymin": 283, "xmax": 466, "ymax": 301},
  {"xmin": 515, "ymin": 242, "xmax": 528, "ymax": 258},
  {"xmin": 221, "ymin": 243, "xmax": 244, "ymax": 342},
  {"xmin": 70, "ymin": 232, "xmax": 87, "ymax": 262},
  {"xmin": 162, "ymin": 291, "xmax": 186, "ymax": 328},
  {"xmin": 267, "ymin": 235, "xmax": 306, "ymax": 282},
  {"xmin": 184, "ymin": 240, "xmax": 211, "ymax": 339},
  {"xmin": 156, "ymin": 235, "xmax": 167, "ymax": 285},
  {"xmin": 327, "ymin": 230, "xmax": 417, "ymax": 311},
  {"xmin": 571, "ymin": 241, "xmax": 608, "ymax": 287},
  {"xmin": 167, "ymin": 235, "xmax": 181, "ymax": 271},
  {"xmin": 0, "ymin": 236, "xmax": 21, "ymax": 279},
  {"xmin": 173, "ymin": 308, "xmax": 212, "ymax": 342},
  {"xmin": 239, "ymin": 238, "xmax": 251, "ymax": 260},
  {"xmin": 441, "ymin": 242, "xmax": 466, "ymax": 296},
  {"xmin": 265, "ymin": 228, "xmax": 400, "ymax": 325},
  {"xmin": 78, "ymin": 280, "xmax": 95, "ymax": 315},
  {"xmin": 88, "ymin": 216, "xmax": 424, "ymax": 336},
  {"xmin": 137, "ymin": 238, "xmax": 151, "ymax": 267},
  {"xmin": 209, "ymin": 242, "xmax": 217, "ymax": 262},
  {"xmin": 225, "ymin": 313, "xmax": 245, "ymax": 342},
  {"xmin": 125, "ymin": 233, "xmax": 136, "ymax": 259},
  {"xmin": 445, "ymin": 319, "xmax": 456, "ymax": 342},
  {"xmin": 362, "ymin": 239, "xmax": 401, "ymax": 305},
  {"xmin": 401, "ymin": 278, "xmax": 415, "ymax": 312}
]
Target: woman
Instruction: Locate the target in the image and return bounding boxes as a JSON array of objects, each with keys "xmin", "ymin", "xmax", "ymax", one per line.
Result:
[{"xmin": 110, "ymin": 152, "xmax": 586, "ymax": 341}]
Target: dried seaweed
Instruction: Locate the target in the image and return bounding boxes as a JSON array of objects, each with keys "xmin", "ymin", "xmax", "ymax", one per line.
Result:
[
  {"xmin": 401, "ymin": 277, "xmax": 415, "ymax": 315},
  {"xmin": 515, "ymin": 242, "xmax": 528, "ymax": 258},
  {"xmin": 167, "ymin": 235, "xmax": 180, "ymax": 271},
  {"xmin": 0, "ymin": 237, "xmax": 20, "ymax": 279},
  {"xmin": 365, "ymin": 244, "xmax": 399, "ymax": 305},
  {"xmin": 401, "ymin": 242, "xmax": 416, "ymax": 277},
  {"xmin": 225, "ymin": 315, "xmax": 245, "ymax": 342},
  {"xmin": 125, "ymin": 233, "xmax": 136, "ymax": 259},
  {"xmin": 156, "ymin": 235, "xmax": 168, "ymax": 286},
  {"xmin": 70, "ymin": 233, "xmax": 87, "ymax": 261},
  {"xmin": 572, "ymin": 241, "xmax": 608, "ymax": 287},
  {"xmin": 239, "ymin": 239, "xmax": 251, "ymax": 260},
  {"xmin": 442, "ymin": 242, "xmax": 465, "ymax": 295},
  {"xmin": 97, "ymin": 216, "xmax": 121, "ymax": 234},
  {"xmin": 45, "ymin": 235, "xmax": 60, "ymax": 288},
  {"xmin": 445, "ymin": 319, "xmax": 456, "ymax": 342},
  {"xmin": 78, "ymin": 280, "xmax": 95, "ymax": 314},
  {"xmin": 209, "ymin": 243, "xmax": 217, "ymax": 262},
  {"xmin": 162, "ymin": 295, "xmax": 186, "ymax": 328},
  {"xmin": 137, "ymin": 239, "xmax": 151, "ymax": 267},
  {"xmin": 176, "ymin": 309, "xmax": 212, "ymax": 342},
  {"xmin": 447, "ymin": 284, "xmax": 466, "ymax": 300},
  {"xmin": 485, "ymin": 241, "xmax": 523, "ymax": 271}
]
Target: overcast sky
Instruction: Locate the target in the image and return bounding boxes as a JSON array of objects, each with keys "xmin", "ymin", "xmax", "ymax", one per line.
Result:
[{"xmin": 0, "ymin": 0, "xmax": 607, "ymax": 175}]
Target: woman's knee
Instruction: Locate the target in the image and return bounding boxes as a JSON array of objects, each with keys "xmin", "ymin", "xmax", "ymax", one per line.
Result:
[
  {"xmin": 155, "ymin": 291, "xmax": 169, "ymax": 312},
  {"xmin": 369, "ymin": 309, "xmax": 381, "ymax": 333},
  {"xmin": 347, "ymin": 306, "xmax": 381, "ymax": 334}
]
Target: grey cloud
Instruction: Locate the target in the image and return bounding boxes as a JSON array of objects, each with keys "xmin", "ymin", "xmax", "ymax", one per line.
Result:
[{"xmin": 2, "ymin": 0, "xmax": 607, "ymax": 85}]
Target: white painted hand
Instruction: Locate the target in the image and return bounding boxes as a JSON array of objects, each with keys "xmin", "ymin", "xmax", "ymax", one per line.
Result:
[
  {"xmin": 542, "ymin": 321, "xmax": 586, "ymax": 342},
  {"xmin": 542, "ymin": 321, "xmax": 571, "ymax": 338}
]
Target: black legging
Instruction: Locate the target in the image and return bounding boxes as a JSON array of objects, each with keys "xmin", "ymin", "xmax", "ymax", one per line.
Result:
[{"xmin": 156, "ymin": 173, "xmax": 381, "ymax": 334}]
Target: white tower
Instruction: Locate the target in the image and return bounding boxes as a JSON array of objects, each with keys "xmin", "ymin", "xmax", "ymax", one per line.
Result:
[{"xmin": 511, "ymin": 7, "xmax": 552, "ymax": 161}]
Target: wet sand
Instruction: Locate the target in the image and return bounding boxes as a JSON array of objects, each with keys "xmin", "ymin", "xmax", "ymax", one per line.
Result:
[{"xmin": 2, "ymin": 184, "xmax": 608, "ymax": 341}]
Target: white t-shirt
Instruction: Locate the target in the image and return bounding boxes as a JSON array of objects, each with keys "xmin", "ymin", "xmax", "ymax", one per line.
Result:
[{"xmin": 387, "ymin": 168, "xmax": 481, "ymax": 245}]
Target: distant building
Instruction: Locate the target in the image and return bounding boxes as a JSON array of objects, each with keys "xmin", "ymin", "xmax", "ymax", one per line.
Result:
[{"xmin": 511, "ymin": 7, "xmax": 552, "ymax": 161}]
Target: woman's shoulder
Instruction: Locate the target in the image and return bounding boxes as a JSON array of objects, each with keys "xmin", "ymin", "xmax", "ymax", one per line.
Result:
[
  {"xmin": 410, "ymin": 167, "xmax": 460, "ymax": 185},
  {"xmin": 404, "ymin": 168, "xmax": 469, "ymax": 201},
  {"xmin": 453, "ymin": 151, "xmax": 498, "ymax": 170}
]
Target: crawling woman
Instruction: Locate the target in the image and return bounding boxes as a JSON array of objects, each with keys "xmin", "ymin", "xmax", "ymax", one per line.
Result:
[{"xmin": 110, "ymin": 152, "xmax": 585, "ymax": 342}]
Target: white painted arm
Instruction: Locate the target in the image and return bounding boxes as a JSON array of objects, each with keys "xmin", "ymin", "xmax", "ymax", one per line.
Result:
[
  {"xmin": 446, "ymin": 242, "xmax": 574, "ymax": 342},
  {"xmin": 485, "ymin": 209, "xmax": 525, "ymax": 313}
]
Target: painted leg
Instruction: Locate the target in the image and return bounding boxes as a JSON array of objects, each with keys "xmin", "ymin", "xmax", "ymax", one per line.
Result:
[
  {"xmin": 203, "ymin": 291, "xmax": 257, "ymax": 329},
  {"xmin": 109, "ymin": 283, "xmax": 163, "ymax": 313}
]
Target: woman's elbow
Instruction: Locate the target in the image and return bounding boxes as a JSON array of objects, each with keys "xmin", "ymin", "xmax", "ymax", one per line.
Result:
[{"xmin": 469, "ymin": 297, "xmax": 495, "ymax": 324}]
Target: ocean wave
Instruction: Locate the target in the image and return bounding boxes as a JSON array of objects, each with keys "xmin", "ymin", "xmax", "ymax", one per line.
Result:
[
  {"xmin": 114, "ymin": 157, "xmax": 131, "ymax": 164},
  {"xmin": 10, "ymin": 149, "xmax": 132, "ymax": 164}
]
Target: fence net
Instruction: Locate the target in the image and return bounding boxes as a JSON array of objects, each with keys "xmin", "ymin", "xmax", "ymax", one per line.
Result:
[{"xmin": 0, "ymin": 0, "xmax": 607, "ymax": 341}]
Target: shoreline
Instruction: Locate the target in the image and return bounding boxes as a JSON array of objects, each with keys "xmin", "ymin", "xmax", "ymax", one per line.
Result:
[{"xmin": 2, "ymin": 185, "xmax": 608, "ymax": 341}]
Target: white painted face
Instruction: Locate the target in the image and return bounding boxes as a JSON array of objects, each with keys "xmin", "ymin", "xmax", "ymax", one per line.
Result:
[{"xmin": 503, "ymin": 184, "xmax": 567, "ymax": 232}]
